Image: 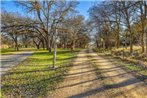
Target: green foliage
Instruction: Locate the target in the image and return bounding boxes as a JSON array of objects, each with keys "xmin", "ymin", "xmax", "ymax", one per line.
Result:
[{"xmin": 1, "ymin": 49, "xmax": 78, "ymax": 98}]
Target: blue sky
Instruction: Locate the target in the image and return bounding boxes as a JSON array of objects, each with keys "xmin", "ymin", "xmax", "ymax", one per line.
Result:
[
  {"xmin": 76, "ymin": 1, "xmax": 95, "ymax": 19},
  {"xmin": 1, "ymin": 0, "xmax": 101, "ymax": 20}
]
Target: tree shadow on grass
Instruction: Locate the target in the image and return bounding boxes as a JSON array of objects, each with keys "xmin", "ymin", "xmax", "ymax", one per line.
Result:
[
  {"xmin": 1, "ymin": 50, "xmax": 77, "ymax": 98},
  {"xmin": 3, "ymin": 60, "xmax": 74, "ymax": 78},
  {"xmin": 1, "ymin": 63, "xmax": 71, "ymax": 98},
  {"xmin": 2, "ymin": 74, "xmax": 64, "ymax": 98},
  {"xmin": 3, "ymin": 55, "xmax": 75, "ymax": 76},
  {"xmin": 33, "ymin": 50, "xmax": 76, "ymax": 56}
]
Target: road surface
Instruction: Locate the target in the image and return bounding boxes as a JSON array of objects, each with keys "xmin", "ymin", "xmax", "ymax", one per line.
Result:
[
  {"xmin": 0, "ymin": 51, "xmax": 34, "ymax": 75},
  {"xmin": 49, "ymin": 49, "xmax": 147, "ymax": 98}
]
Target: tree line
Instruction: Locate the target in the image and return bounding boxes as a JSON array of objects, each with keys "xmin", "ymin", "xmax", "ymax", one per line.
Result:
[
  {"xmin": 1, "ymin": 1, "xmax": 90, "ymax": 51},
  {"xmin": 88, "ymin": 1, "xmax": 147, "ymax": 54}
]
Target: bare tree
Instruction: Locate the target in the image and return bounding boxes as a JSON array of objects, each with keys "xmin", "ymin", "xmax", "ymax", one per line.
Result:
[
  {"xmin": 64, "ymin": 15, "xmax": 85, "ymax": 50},
  {"xmin": 1, "ymin": 12, "xmax": 22, "ymax": 50},
  {"xmin": 17, "ymin": 1, "xmax": 77, "ymax": 53}
]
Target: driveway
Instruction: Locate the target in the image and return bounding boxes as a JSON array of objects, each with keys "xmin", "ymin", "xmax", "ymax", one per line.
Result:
[
  {"xmin": 0, "ymin": 51, "xmax": 34, "ymax": 75},
  {"xmin": 49, "ymin": 49, "xmax": 147, "ymax": 98}
]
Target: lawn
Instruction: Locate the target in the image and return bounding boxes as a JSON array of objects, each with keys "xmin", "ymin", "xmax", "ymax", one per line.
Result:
[
  {"xmin": 1, "ymin": 49, "xmax": 79, "ymax": 98},
  {"xmin": 1, "ymin": 48, "xmax": 37, "ymax": 55}
]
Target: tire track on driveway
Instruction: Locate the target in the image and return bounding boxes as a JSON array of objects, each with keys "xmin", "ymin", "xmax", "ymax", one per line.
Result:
[
  {"xmin": 49, "ymin": 49, "xmax": 147, "ymax": 98},
  {"xmin": 87, "ymin": 49, "xmax": 147, "ymax": 98},
  {"xmin": 49, "ymin": 49, "xmax": 108, "ymax": 98}
]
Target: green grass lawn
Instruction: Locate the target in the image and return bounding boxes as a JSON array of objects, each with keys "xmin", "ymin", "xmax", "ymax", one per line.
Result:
[
  {"xmin": 1, "ymin": 48, "xmax": 37, "ymax": 55},
  {"xmin": 1, "ymin": 49, "xmax": 79, "ymax": 98}
]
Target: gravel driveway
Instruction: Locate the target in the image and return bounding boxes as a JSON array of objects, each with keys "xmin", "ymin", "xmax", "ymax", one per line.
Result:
[{"xmin": 49, "ymin": 49, "xmax": 147, "ymax": 98}]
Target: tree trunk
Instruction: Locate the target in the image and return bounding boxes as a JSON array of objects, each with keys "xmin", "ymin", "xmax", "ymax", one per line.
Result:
[
  {"xmin": 48, "ymin": 47, "xmax": 52, "ymax": 52},
  {"xmin": 41, "ymin": 39, "xmax": 45, "ymax": 50},
  {"xmin": 36, "ymin": 45, "xmax": 40, "ymax": 49},
  {"xmin": 103, "ymin": 41, "xmax": 105, "ymax": 49},
  {"xmin": 71, "ymin": 40, "xmax": 75, "ymax": 50},
  {"xmin": 128, "ymin": 21, "xmax": 133, "ymax": 53},
  {"xmin": 115, "ymin": 13, "xmax": 120, "ymax": 49},
  {"xmin": 141, "ymin": 32, "xmax": 145, "ymax": 53},
  {"xmin": 105, "ymin": 35, "xmax": 109, "ymax": 49},
  {"xmin": 25, "ymin": 44, "xmax": 28, "ymax": 48},
  {"xmin": 33, "ymin": 39, "xmax": 41, "ymax": 50},
  {"xmin": 45, "ymin": 39, "xmax": 49, "ymax": 50},
  {"xmin": 96, "ymin": 40, "xmax": 99, "ymax": 48},
  {"xmin": 122, "ymin": 1, "xmax": 133, "ymax": 53},
  {"xmin": 144, "ymin": 1, "xmax": 147, "ymax": 54},
  {"xmin": 14, "ymin": 38, "xmax": 19, "ymax": 51},
  {"xmin": 53, "ymin": 42, "xmax": 56, "ymax": 68},
  {"xmin": 130, "ymin": 33, "xmax": 133, "ymax": 53},
  {"xmin": 15, "ymin": 41, "xmax": 19, "ymax": 51},
  {"xmin": 45, "ymin": 38, "xmax": 52, "ymax": 52},
  {"xmin": 127, "ymin": 21, "xmax": 133, "ymax": 53},
  {"xmin": 116, "ymin": 31, "xmax": 120, "ymax": 49},
  {"xmin": 139, "ymin": 1, "xmax": 145, "ymax": 53},
  {"xmin": 52, "ymin": 28, "xmax": 57, "ymax": 68},
  {"xmin": 146, "ymin": 29, "xmax": 147, "ymax": 54}
]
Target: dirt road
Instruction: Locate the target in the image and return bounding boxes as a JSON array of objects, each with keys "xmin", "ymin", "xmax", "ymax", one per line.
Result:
[
  {"xmin": 49, "ymin": 49, "xmax": 147, "ymax": 98},
  {"xmin": 0, "ymin": 51, "xmax": 34, "ymax": 75}
]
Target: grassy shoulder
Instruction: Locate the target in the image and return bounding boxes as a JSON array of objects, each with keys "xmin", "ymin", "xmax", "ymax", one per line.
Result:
[
  {"xmin": 1, "ymin": 48, "xmax": 37, "ymax": 55},
  {"xmin": 111, "ymin": 46, "xmax": 146, "ymax": 63},
  {"xmin": 1, "ymin": 49, "xmax": 79, "ymax": 98},
  {"xmin": 93, "ymin": 48, "xmax": 147, "ymax": 81}
]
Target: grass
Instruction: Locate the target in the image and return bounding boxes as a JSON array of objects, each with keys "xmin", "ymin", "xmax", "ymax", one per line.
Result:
[
  {"xmin": 1, "ymin": 49, "xmax": 79, "ymax": 98},
  {"xmin": 1, "ymin": 48, "xmax": 37, "ymax": 55},
  {"xmin": 111, "ymin": 46, "xmax": 147, "ymax": 62}
]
